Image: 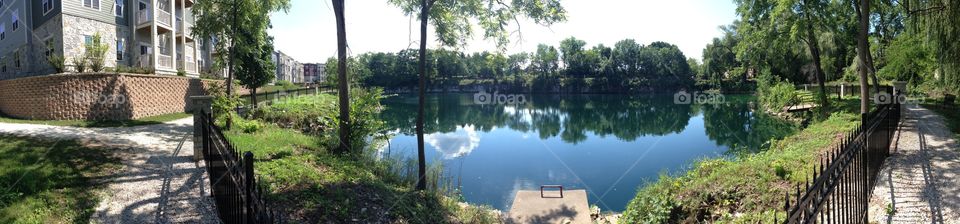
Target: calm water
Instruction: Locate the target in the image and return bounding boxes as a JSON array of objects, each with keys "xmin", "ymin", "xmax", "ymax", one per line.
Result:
[{"xmin": 379, "ymin": 93, "xmax": 796, "ymax": 212}]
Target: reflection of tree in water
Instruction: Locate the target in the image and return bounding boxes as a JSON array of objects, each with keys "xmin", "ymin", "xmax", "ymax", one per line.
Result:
[
  {"xmin": 699, "ymin": 96, "xmax": 798, "ymax": 154},
  {"xmin": 380, "ymin": 94, "xmax": 695, "ymax": 144}
]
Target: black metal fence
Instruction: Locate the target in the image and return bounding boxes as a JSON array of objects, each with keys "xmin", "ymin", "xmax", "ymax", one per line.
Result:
[
  {"xmin": 201, "ymin": 112, "xmax": 283, "ymax": 223},
  {"xmin": 780, "ymin": 95, "xmax": 901, "ymax": 223}
]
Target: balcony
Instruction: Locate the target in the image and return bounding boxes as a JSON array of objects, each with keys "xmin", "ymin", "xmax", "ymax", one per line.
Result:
[
  {"xmin": 158, "ymin": 54, "xmax": 173, "ymax": 69},
  {"xmin": 137, "ymin": 10, "xmax": 152, "ymax": 25},
  {"xmin": 176, "ymin": 18, "xmax": 192, "ymax": 40},
  {"xmin": 157, "ymin": 9, "xmax": 172, "ymax": 27},
  {"xmin": 138, "ymin": 54, "xmax": 153, "ymax": 67}
]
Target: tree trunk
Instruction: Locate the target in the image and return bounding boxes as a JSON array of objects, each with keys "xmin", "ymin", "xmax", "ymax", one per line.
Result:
[
  {"xmin": 804, "ymin": 19, "xmax": 830, "ymax": 114},
  {"xmin": 866, "ymin": 48, "xmax": 881, "ymax": 93},
  {"xmin": 856, "ymin": 0, "xmax": 871, "ymax": 114},
  {"xmin": 251, "ymin": 87, "xmax": 257, "ymax": 109},
  {"xmin": 333, "ymin": 0, "xmax": 351, "ymax": 154},
  {"xmin": 415, "ymin": 0, "xmax": 430, "ymax": 191}
]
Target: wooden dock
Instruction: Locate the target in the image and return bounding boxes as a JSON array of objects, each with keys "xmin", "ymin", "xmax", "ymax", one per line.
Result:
[{"xmin": 506, "ymin": 189, "xmax": 591, "ymax": 224}]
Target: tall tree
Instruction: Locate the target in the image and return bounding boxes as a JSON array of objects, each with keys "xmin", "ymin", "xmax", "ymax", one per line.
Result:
[
  {"xmin": 193, "ymin": 0, "xmax": 289, "ymax": 128},
  {"xmin": 388, "ymin": 0, "xmax": 566, "ymax": 191}
]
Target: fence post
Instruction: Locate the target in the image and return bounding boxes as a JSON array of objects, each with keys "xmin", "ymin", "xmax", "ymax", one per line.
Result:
[
  {"xmin": 243, "ymin": 151, "xmax": 256, "ymax": 223},
  {"xmin": 191, "ymin": 96, "xmax": 214, "ymax": 161}
]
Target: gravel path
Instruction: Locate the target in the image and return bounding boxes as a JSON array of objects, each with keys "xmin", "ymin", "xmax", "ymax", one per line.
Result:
[
  {"xmin": 869, "ymin": 104, "xmax": 960, "ymax": 223},
  {"xmin": 0, "ymin": 117, "xmax": 219, "ymax": 224}
]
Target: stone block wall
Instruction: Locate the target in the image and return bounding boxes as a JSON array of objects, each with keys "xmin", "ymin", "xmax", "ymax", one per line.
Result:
[{"xmin": 0, "ymin": 73, "xmax": 230, "ymax": 120}]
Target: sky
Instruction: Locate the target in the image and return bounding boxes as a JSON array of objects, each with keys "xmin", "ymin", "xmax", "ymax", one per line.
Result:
[{"xmin": 267, "ymin": 0, "xmax": 738, "ymax": 64}]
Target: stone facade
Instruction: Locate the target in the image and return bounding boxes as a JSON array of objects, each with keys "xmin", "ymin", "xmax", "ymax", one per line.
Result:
[
  {"xmin": 0, "ymin": 73, "xmax": 227, "ymax": 120},
  {"xmin": 62, "ymin": 14, "xmax": 122, "ymax": 70}
]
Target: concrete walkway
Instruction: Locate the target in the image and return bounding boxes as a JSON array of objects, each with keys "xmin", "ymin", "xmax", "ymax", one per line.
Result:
[
  {"xmin": 0, "ymin": 117, "xmax": 219, "ymax": 223},
  {"xmin": 507, "ymin": 189, "xmax": 591, "ymax": 224},
  {"xmin": 869, "ymin": 104, "xmax": 960, "ymax": 223}
]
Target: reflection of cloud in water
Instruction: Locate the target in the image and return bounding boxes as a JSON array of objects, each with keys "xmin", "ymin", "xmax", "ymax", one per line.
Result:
[{"xmin": 425, "ymin": 125, "xmax": 480, "ymax": 159}]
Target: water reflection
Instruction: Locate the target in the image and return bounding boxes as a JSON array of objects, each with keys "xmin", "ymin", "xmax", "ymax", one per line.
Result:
[
  {"xmin": 380, "ymin": 93, "xmax": 797, "ymax": 211},
  {"xmin": 424, "ymin": 125, "xmax": 481, "ymax": 159}
]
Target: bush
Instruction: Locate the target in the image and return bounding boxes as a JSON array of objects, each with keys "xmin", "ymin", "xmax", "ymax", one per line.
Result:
[
  {"xmin": 757, "ymin": 73, "xmax": 797, "ymax": 112},
  {"xmin": 276, "ymin": 80, "xmax": 297, "ymax": 90},
  {"xmin": 71, "ymin": 57, "xmax": 87, "ymax": 73},
  {"xmin": 208, "ymin": 82, "xmax": 241, "ymax": 119},
  {"xmin": 177, "ymin": 69, "xmax": 187, "ymax": 76},
  {"xmin": 112, "ymin": 65, "xmax": 155, "ymax": 74},
  {"xmin": 47, "ymin": 54, "xmax": 65, "ymax": 73},
  {"xmin": 235, "ymin": 118, "xmax": 263, "ymax": 133},
  {"xmin": 85, "ymin": 32, "xmax": 109, "ymax": 72}
]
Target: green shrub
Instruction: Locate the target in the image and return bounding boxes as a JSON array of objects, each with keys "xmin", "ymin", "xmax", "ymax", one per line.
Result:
[
  {"xmin": 757, "ymin": 73, "xmax": 797, "ymax": 112},
  {"xmin": 276, "ymin": 80, "xmax": 297, "ymax": 90},
  {"xmin": 112, "ymin": 65, "xmax": 155, "ymax": 74},
  {"xmin": 71, "ymin": 56, "xmax": 87, "ymax": 73},
  {"xmin": 47, "ymin": 54, "xmax": 65, "ymax": 73},
  {"xmin": 85, "ymin": 32, "xmax": 109, "ymax": 72},
  {"xmin": 177, "ymin": 69, "xmax": 187, "ymax": 76},
  {"xmin": 235, "ymin": 118, "xmax": 263, "ymax": 133}
]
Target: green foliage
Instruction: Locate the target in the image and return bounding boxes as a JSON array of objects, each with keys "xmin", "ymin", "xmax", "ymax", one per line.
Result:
[
  {"xmin": 111, "ymin": 65, "xmax": 155, "ymax": 74},
  {"xmin": 234, "ymin": 118, "xmax": 263, "ymax": 133},
  {"xmin": 253, "ymin": 88, "xmax": 385, "ymax": 151},
  {"xmin": 71, "ymin": 56, "xmax": 87, "ymax": 73},
  {"xmin": 208, "ymin": 82, "xmax": 241, "ymax": 119},
  {"xmin": 275, "ymin": 80, "xmax": 297, "ymax": 90},
  {"xmin": 757, "ymin": 72, "xmax": 798, "ymax": 112},
  {"xmin": 177, "ymin": 69, "xmax": 187, "ymax": 76},
  {"xmin": 878, "ymin": 32, "xmax": 937, "ymax": 87},
  {"xmin": 192, "ymin": 0, "xmax": 290, "ymax": 89},
  {"xmin": 47, "ymin": 54, "xmax": 65, "ymax": 73},
  {"xmin": 84, "ymin": 32, "xmax": 109, "ymax": 72},
  {"xmin": 622, "ymin": 112, "xmax": 859, "ymax": 222}
]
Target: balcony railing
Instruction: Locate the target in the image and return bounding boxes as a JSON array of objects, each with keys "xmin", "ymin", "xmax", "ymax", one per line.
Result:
[
  {"xmin": 177, "ymin": 18, "xmax": 192, "ymax": 37},
  {"xmin": 138, "ymin": 54, "xmax": 153, "ymax": 67},
  {"xmin": 158, "ymin": 54, "xmax": 173, "ymax": 68},
  {"xmin": 186, "ymin": 61, "xmax": 197, "ymax": 73},
  {"xmin": 137, "ymin": 10, "xmax": 152, "ymax": 25},
  {"xmin": 157, "ymin": 9, "xmax": 172, "ymax": 27}
]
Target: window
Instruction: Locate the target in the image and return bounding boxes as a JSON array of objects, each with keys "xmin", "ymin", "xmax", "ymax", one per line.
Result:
[
  {"xmin": 83, "ymin": 0, "xmax": 100, "ymax": 10},
  {"xmin": 116, "ymin": 38, "xmax": 125, "ymax": 60},
  {"xmin": 43, "ymin": 0, "xmax": 54, "ymax": 15},
  {"xmin": 11, "ymin": 10, "xmax": 17, "ymax": 31},
  {"xmin": 2, "ymin": 66, "xmax": 5, "ymax": 73},
  {"xmin": 84, "ymin": 35, "xmax": 93, "ymax": 46},
  {"xmin": 140, "ymin": 45, "xmax": 149, "ymax": 55},
  {"xmin": 13, "ymin": 51, "xmax": 19, "ymax": 68},
  {"xmin": 114, "ymin": 0, "xmax": 123, "ymax": 17},
  {"xmin": 45, "ymin": 38, "xmax": 55, "ymax": 57},
  {"xmin": 0, "ymin": 1, "xmax": 4, "ymax": 9},
  {"xmin": 0, "ymin": 25, "xmax": 5, "ymax": 40}
]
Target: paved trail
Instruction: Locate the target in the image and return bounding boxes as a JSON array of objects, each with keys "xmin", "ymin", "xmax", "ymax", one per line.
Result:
[
  {"xmin": 869, "ymin": 104, "xmax": 960, "ymax": 223},
  {"xmin": 0, "ymin": 117, "xmax": 218, "ymax": 223}
]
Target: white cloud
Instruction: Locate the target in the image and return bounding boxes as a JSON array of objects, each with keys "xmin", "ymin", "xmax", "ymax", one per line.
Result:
[{"xmin": 425, "ymin": 125, "xmax": 481, "ymax": 159}]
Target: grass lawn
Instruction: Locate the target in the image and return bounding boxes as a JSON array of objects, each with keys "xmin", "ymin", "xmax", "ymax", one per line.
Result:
[
  {"xmin": 0, "ymin": 113, "xmax": 192, "ymax": 128},
  {"xmin": 219, "ymin": 92, "xmax": 498, "ymax": 223},
  {"xmin": 0, "ymin": 135, "xmax": 121, "ymax": 223},
  {"xmin": 622, "ymin": 99, "xmax": 864, "ymax": 223}
]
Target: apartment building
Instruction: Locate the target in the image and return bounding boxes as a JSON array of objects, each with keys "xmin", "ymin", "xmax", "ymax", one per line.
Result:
[
  {"xmin": 272, "ymin": 50, "xmax": 302, "ymax": 83},
  {"xmin": 302, "ymin": 63, "xmax": 323, "ymax": 84},
  {"xmin": 0, "ymin": 0, "xmax": 209, "ymax": 80}
]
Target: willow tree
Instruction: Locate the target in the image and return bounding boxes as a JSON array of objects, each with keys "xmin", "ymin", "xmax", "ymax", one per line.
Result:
[{"xmin": 387, "ymin": 0, "xmax": 567, "ymax": 191}]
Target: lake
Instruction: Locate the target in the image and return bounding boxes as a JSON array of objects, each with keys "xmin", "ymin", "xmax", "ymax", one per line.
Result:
[{"xmin": 378, "ymin": 93, "xmax": 796, "ymax": 212}]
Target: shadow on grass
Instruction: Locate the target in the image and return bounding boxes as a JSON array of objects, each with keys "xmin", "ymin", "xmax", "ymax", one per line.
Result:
[
  {"xmin": 268, "ymin": 181, "xmax": 461, "ymax": 224},
  {"xmin": 0, "ymin": 135, "xmax": 121, "ymax": 223}
]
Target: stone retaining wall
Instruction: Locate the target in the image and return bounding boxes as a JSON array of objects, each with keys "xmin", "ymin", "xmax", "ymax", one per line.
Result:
[{"xmin": 0, "ymin": 73, "xmax": 233, "ymax": 120}]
